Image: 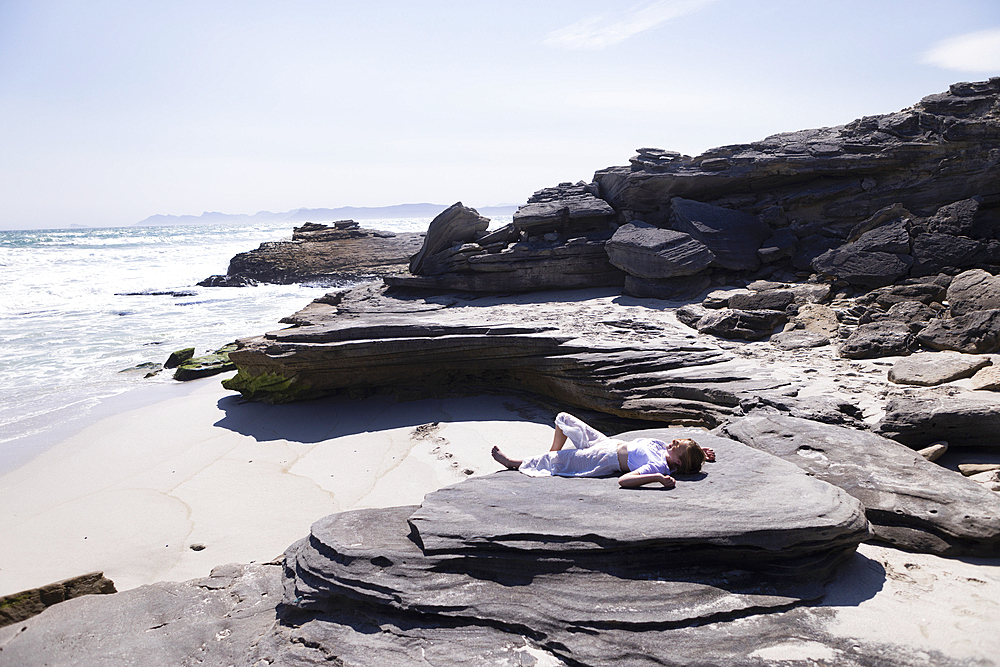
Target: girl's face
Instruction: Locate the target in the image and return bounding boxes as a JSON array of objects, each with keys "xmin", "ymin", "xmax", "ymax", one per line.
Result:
[{"xmin": 665, "ymin": 439, "xmax": 686, "ymax": 468}]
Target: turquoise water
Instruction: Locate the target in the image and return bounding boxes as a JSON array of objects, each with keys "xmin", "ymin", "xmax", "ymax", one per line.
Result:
[{"xmin": 0, "ymin": 217, "xmax": 478, "ymax": 472}]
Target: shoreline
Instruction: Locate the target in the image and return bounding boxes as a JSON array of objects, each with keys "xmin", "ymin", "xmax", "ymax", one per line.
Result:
[{"xmin": 0, "ymin": 375, "xmax": 555, "ymax": 596}]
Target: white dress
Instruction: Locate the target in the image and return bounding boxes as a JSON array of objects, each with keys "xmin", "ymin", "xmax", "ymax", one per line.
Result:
[{"xmin": 517, "ymin": 413, "xmax": 624, "ymax": 477}]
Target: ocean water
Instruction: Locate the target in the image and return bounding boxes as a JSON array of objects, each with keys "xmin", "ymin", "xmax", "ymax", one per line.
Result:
[{"xmin": 0, "ymin": 216, "xmax": 503, "ymax": 473}]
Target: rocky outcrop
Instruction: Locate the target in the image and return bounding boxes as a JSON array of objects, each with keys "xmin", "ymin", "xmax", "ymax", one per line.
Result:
[
  {"xmin": 595, "ymin": 81, "xmax": 1000, "ymax": 236},
  {"xmin": 0, "ymin": 572, "xmax": 115, "ymax": 628},
  {"xmin": 221, "ymin": 283, "xmax": 836, "ymax": 426},
  {"xmin": 213, "ymin": 220, "xmax": 425, "ymax": 285},
  {"xmin": 391, "ymin": 185, "xmax": 625, "ymax": 293},
  {"xmin": 722, "ymin": 413, "xmax": 1000, "ymax": 556}
]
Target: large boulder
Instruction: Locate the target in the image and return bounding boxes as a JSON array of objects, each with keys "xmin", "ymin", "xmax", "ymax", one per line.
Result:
[
  {"xmin": 910, "ymin": 233, "xmax": 983, "ymax": 277},
  {"xmin": 512, "ymin": 181, "xmax": 616, "ymax": 236},
  {"xmin": 838, "ymin": 321, "xmax": 913, "ymax": 359},
  {"xmin": 409, "ymin": 203, "xmax": 490, "ymax": 274},
  {"xmin": 877, "ymin": 394, "xmax": 1000, "ymax": 447},
  {"xmin": 921, "ymin": 197, "xmax": 981, "ymax": 236},
  {"xmin": 669, "ymin": 198, "xmax": 770, "ymax": 272},
  {"xmin": 605, "ymin": 221, "xmax": 714, "ymax": 279},
  {"xmin": 946, "ymin": 269, "xmax": 1000, "ymax": 316},
  {"xmin": 723, "ymin": 413, "xmax": 1000, "ymax": 556},
  {"xmin": 915, "ymin": 309, "xmax": 1000, "ymax": 354},
  {"xmin": 812, "ymin": 248, "xmax": 913, "ymax": 288},
  {"xmin": 887, "ymin": 352, "xmax": 991, "ymax": 386},
  {"xmin": 695, "ymin": 308, "xmax": 787, "ymax": 341}
]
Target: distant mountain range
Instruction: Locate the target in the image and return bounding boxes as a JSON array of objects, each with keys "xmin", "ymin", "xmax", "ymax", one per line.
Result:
[{"xmin": 135, "ymin": 203, "xmax": 519, "ymax": 227}]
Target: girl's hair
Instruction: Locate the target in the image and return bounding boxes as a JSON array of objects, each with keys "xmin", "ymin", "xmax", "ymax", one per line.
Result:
[{"xmin": 674, "ymin": 439, "xmax": 707, "ymax": 474}]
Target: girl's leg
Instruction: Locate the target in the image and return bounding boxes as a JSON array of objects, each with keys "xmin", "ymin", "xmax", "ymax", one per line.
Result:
[
  {"xmin": 550, "ymin": 425, "xmax": 569, "ymax": 451},
  {"xmin": 554, "ymin": 412, "xmax": 609, "ymax": 449},
  {"xmin": 492, "ymin": 446, "xmax": 522, "ymax": 470}
]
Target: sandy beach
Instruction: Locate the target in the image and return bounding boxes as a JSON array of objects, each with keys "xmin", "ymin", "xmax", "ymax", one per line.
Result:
[{"xmin": 0, "ymin": 375, "xmax": 554, "ymax": 596}]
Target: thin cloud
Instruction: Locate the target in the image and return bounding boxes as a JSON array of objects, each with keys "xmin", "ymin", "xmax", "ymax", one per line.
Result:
[
  {"xmin": 542, "ymin": 0, "xmax": 717, "ymax": 51},
  {"xmin": 923, "ymin": 29, "xmax": 1000, "ymax": 73}
]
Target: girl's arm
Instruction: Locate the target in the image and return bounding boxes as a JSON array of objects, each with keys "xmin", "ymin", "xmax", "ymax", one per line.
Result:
[{"xmin": 618, "ymin": 471, "xmax": 675, "ymax": 489}]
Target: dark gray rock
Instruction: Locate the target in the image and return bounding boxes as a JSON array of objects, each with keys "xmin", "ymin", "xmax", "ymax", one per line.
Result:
[
  {"xmin": 727, "ymin": 289, "xmax": 795, "ymax": 311},
  {"xmin": 410, "ymin": 432, "xmax": 865, "ymax": 564},
  {"xmin": 812, "ymin": 247, "xmax": 913, "ymax": 288},
  {"xmin": 737, "ymin": 393, "xmax": 864, "ymax": 427},
  {"xmin": 670, "ymin": 198, "xmax": 770, "ymax": 272},
  {"xmin": 605, "ymin": 221, "xmax": 714, "ymax": 279},
  {"xmin": 838, "ymin": 321, "xmax": 913, "ymax": 359},
  {"xmin": 173, "ymin": 343, "xmax": 238, "ymax": 381},
  {"xmin": 196, "ymin": 274, "xmax": 259, "ymax": 287},
  {"xmin": 792, "ymin": 233, "xmax": 842, "ymax": 271},
  {"xmin": 878, "ymin": 394, "xmax": 1000, "ymax": 447},
  {"xmin": 675, "ymin": 303, "xmax": 711, "ymax": 328},
  {"xmin": 512, "ymin": 182, "xmax": 615, "ymax": 236},
  {"xmin": 947, "ymin": 268, "xmax": 1000, "ymax": 316},
  {"xmin": 921, "ymin": 197, "xmax": 981, "ymax": 236},
  {"xmin": 771, "ymin": 330, "xmax": 830, "ymax": 350},
  {"xmin": 915, "ymin": 309, "xmax": 1000, "ymax": 353},
  {"xmin": 910, "ymin": 233, "xmax": 983, "ymax": 277},
  {"xmin": 696, "ymin": 308, "xmax": 787, "ymax": 341},
  {"xmin": 409, "ymin": 203, "xmax": 490, "ymax": 275},
  {"xmin": 865, "ymin": 301, "xmax": 939, "ymax": 331},
  {"xmin": 621, "ymin": 273, "xmax": 712, "ymax": 300},
  {"xmin": 887, "ymin": 352, "xmax": 991, "ymax": 386},
  {"xmin": 851, "ymin": 217, "xmax": 911, "ymax": 254},
  {"xmin": 757, "ymin": 227, "xmax": 796, "ymax": 263},
  {"xmin": 865, "ymin": 282, "xmax": 947, "ymax": 308},
  {"xmin": 722, "ymin": 413, "xmax": 1000, "ymax": 556}
]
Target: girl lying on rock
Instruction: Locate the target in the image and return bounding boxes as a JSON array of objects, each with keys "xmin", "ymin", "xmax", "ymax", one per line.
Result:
[{"xmin": 492, "ymin": 412, "xmax": 715, "ymax": 489}]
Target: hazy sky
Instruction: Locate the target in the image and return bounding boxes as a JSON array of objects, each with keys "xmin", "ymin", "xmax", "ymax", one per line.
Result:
[{"xmin": 1, "ymin": 1, "xmax": 998, "ymax": 229}]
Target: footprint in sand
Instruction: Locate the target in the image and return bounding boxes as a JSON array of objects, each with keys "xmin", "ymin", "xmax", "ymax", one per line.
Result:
[{"xmin": 411, "ymin": 422, "xmax": 475, "ymax": 475}]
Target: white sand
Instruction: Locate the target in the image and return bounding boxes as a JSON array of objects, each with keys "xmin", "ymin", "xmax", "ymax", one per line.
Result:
[{"xmin": 0, "ymin": 375, "xmax": 551, "ymax": 595}]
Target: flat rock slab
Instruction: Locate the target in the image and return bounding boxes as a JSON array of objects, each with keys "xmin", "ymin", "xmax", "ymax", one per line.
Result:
[
  {"xmin": 771, "ymin": 330, "xmax": 830, "ymax": 350},
  {"xmin": 877, "ymin": 393, "xmax": 1000, "ymax": 447},
  {"xmin": 283, "ymin": 506, "xmax": 829, "ymax": 635},
  {"xmin": 723, "ymin": 413, "xmax": 1000, "ymax": 556},
  {"xmin": 887, "ymin": 352, "xmax": 991, "ymax": 386},
  {"xmin": 0, "ymin": 564, "xmax": 282, "ymax": 667},
  {"xmin": 409, "ymin": 430, "xmax": 867, "ymax": 570}
]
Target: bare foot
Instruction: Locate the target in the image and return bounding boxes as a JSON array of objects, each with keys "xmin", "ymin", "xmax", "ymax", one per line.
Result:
[
  {"xmin": 492, "ymin": 445, "xmax": 522, "ymax": 470},
  {"xmin": 704, "ymin": 447, "xmax": 716, "ymax": 463}
]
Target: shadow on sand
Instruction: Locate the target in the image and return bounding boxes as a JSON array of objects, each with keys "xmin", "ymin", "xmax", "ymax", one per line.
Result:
[{"xmin": 212, "ymin": 392, "xmax": 554, "ymax": 444}]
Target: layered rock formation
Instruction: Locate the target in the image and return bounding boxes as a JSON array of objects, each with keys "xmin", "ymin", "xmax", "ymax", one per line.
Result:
[
  {"xmin": 389, "ymin": 187, "xmax": 625, "ymax": 292},
  {"xmin": 204, "ymin": 220, "xmax": 424, "ymax": 285},
  {"xmin": 224, "ymin": 283, "xmax": 815, "ymax": 426}
]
